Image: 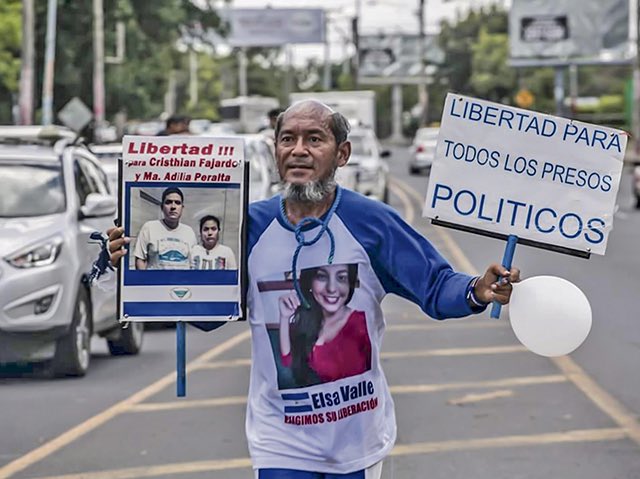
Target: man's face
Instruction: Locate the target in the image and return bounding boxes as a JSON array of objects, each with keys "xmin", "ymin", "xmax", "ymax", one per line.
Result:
[
  {"xmin": 200, "ymin": 220, "xmax": 219, "ymax": 249},
  {"xmin": 169, "ymin": 121, "xmax": 189, "ymax": 134},
  {"xmin": 162, "ymin": 193, "xmax": 183, "ymax": 221},
  {"xmin": 275, "ymin": 109, "xmax": 349, "ymax": 190}
]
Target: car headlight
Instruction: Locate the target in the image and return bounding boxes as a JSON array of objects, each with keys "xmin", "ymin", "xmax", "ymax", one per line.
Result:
[{"xmin": 5, "ymin": 236, "xmax": 63, "ymax": 268}]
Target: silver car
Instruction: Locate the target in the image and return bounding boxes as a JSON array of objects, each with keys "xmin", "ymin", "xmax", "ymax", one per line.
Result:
[
  {"xmin": 0, "ymin": 126, "xmax": 143, "ymax": 376},
  {"xmin": 346, "ymin": 128, "xmax": 391, "ymax": 203},
  {"xmin": 409, "ymin": 127, "xmax": 440, "ymax": 175}
]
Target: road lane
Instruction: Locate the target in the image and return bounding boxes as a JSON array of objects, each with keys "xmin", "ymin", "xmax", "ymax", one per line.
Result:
[{"xmin": 3, "ymin": 148, "xmax": 640, "ymax": 478}]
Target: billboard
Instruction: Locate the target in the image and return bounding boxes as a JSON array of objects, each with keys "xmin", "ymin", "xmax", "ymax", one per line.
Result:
[
  {"xmin": 224, "ymin": 8, "xmax": 325, "ymax": 47},
  {"xmin": 358, "ymin": 34, "xmax": 444, "ymax": 85},
  {"xmin": 509, "ymin": 0, "xmax": 637, "ymax": 66}
]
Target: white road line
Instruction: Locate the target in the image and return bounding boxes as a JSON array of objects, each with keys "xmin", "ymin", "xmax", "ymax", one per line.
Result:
[
  {"xmin": 30, "ymin": 429, "xmax": 626, "ymax": 479},
  {"xmin": 123, "ymin": 375, "xmax": 567, "ymax": 414},
  {"xmin": 0, "ymin": 330, "xmax": 251, "ymax": 479},
  {"xmin": 390, "ymin": 428, "xmax": 626, "ymax": 456},
  {"xmin": 447, "ymin": 389, "xmax": 514, "ymax": 405}
]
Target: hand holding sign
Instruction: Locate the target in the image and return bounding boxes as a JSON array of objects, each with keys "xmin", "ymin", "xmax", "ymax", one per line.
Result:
[{"xmin": 509, "ymin": 276, "xmax": 592, "ymax": 357}]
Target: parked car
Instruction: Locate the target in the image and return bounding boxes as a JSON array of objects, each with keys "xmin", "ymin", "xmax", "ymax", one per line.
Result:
[
  {"xmin": 89, "ymin": 142, "xmax": 121, "ymax": 194},
  {"xmin": 409, "ymin": 127, "xmax": 440, "ymax": 175},
  {"xmin": 633, "ymin": 164, "xmax": 640, "ymax": 209},
  {"xmin": 0, "ymin": 126, "xmax": 143, "ymax": 376},
  {"xmin": 346, "ymin": 127, "xmax": 390, "ymax": 203},
  {"xmin": 241, "ymin": 134, "xmax": 281, "ymax": 203}
]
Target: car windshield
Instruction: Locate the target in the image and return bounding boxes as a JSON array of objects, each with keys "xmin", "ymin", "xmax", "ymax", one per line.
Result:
[
  {"xmin": 349, "ymin": 135, "xmax": 374, "ymax": 156},
  {"xmin": 0, "ymin": 162, "xmax": 66, "ymax": 217}
]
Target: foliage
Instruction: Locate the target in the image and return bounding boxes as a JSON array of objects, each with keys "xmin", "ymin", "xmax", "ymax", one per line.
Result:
[
  {"xmin": 470, "ymin": 28, "xmax": 516, "ymax": 103},
  {"xmin": 0, "ymin": 0, "xmax": 22, "ymax": 122},
  {"xmin": 27, "ymin": 0, "xmax": 226, "ymax": 124}
]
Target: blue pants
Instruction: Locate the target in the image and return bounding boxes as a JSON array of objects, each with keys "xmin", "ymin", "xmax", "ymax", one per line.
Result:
[
  {"xmin": 258, "ymin": 470, "xmax": 364, "ymax": 479},
  {"xmin": 257, "ymin": 462, "xmax": 382, "ymax": 479}
]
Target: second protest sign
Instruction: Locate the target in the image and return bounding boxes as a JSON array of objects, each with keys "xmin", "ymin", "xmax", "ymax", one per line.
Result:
[{"xmin": 423, "ymin": 93, "xmax": 627, "ymax": 256}]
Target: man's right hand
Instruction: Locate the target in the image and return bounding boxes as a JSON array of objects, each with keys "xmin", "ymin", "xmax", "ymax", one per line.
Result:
[{"xmin": 107, "ymin": 227, "xmax": 130, "ymax": 268}]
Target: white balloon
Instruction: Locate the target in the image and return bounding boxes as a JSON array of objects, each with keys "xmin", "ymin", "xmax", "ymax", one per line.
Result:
[{"xmin": 508, "ymin": 276, "xmax": 592, "ymax": 357}]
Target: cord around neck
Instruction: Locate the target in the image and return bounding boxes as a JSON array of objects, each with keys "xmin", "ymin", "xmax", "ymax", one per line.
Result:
[{"xmin": 280, "ymin": 187, "xmax": 342, "ymax": 309}]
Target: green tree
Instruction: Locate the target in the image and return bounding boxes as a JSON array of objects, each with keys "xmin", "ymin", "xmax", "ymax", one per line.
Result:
[
  {"xmin": 0, "ymin": 0, "xmax": 21, "ymax": 122},
  {"xmin": 31, "ymin": 0, "xmax": 226, "ymax": 124},
  {"xmin": 470, "ymin": 28, "xmax": 516, "ymax": 103}
]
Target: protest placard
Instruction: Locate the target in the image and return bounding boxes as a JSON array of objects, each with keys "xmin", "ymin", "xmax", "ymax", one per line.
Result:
[
  {"xmin": 118, "ymin": 135, "xmax": 247, "ymax": 322},
  {"xmin": 423, "ymin": 93, "xmax": 627, "ymax": 256}
]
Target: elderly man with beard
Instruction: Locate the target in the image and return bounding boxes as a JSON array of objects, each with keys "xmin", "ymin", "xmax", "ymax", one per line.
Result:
[{"xmin": 102, "ymin": 100, "xmax": 520, "ymax": 478}]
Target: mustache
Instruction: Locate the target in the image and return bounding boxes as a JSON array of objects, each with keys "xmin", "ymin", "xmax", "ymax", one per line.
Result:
[{"xmin": 285, "ymin": 160, "xmax": 313, "ymax": 168}]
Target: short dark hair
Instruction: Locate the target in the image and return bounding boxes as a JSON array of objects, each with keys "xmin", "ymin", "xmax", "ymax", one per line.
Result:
[
  {"xmin": 274, "ymin": 110, "xmax": 351, "ymax": 145},
  {"xmin": 199, "ymin": 214, "xmax": 220, "ymax": 231},
  {"xmin": 161, "ymin": 187, "xmax": 184, "ymax": 205},
  {"xmin": 268, "ymin": 108, "xmax": 283, "ymax": 119},
  {"xmin": 166, "ymin": 114, "xmax": 190, "ymax": 128}
]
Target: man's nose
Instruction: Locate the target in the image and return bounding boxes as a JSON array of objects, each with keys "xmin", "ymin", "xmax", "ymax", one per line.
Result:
[{"xmin": 292, "ymin": 137, "xmax": 307, "ymax": 155}]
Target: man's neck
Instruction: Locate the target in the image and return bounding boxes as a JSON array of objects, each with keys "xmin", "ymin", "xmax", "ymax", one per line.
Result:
[
  {"xmin": 162, "ymin": 218, "xmax": 179, "ymax": 230},
  {"xmin": 284, "ymin": 190, "xmax": 336, "ymax": 225}
]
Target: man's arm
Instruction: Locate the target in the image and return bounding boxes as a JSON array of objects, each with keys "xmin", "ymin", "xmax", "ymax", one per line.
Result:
[
  {"xmin": 338, "ymin": 196, "xmax": 517, "ymax": 319},
  {"xmin": 132, "ymin": 222, "xmax": 150, "ymax": 268}
]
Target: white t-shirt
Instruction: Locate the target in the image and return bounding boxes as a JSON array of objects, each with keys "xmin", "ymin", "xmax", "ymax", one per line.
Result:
[
  {"xmin": 245, "ymin": 188, "xmax": 478, "ymax": 473},
  {"xmin": 191, "ymin": 243, "xmax": 237, "ymax": 270},
  {"xmin": 133, "ymin": 220, "xmax": 197, "ymax": 270}
]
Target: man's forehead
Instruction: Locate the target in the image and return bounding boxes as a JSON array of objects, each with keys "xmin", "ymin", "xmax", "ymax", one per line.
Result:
[{"xmin": 280, "ymin": 101, "xmax": 333, "ymax": 130}]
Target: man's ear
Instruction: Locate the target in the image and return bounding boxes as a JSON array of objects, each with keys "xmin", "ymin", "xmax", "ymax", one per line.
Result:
[{"xmin": 336, "ymin": 141, "xmax": 351, "ymax": 167}]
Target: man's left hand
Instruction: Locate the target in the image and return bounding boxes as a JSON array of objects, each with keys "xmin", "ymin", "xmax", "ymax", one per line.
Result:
[{"xmin": 474, "ymin": 263, "xmax": 521, "ymax": 305}]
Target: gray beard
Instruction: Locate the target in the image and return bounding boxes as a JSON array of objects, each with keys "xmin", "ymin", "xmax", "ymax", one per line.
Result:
[{"xmin": 281, "ymin": 176, "xmax": 337, "ymax": 203}]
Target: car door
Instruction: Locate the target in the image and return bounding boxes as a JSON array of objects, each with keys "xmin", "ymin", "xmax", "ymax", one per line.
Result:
[{"xmin": 73, "ymin": 153, "xmax": 117, "ymax": 326}]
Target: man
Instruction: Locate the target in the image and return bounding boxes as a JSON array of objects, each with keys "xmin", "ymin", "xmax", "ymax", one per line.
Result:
[
  {"xmin": 191, "ymin": 215, "xmax": 237, "ymax": 270},
  {"xmin": 157, "ymin": 114, "xmax": 191, "ymax": 136},
  {"xmin": 259, "ymin": 107, "xmax": 283, "ymax": 140},
  {"xmin": 105, "ymin": 101, "xmax": 519, "ymax": 477},
  {"xmin": 134, "ymin": 187, "xmax": 197, "ymax": 270}
]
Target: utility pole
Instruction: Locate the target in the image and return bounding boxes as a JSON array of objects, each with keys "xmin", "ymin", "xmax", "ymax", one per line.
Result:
[
  {"xmin": 323, "ymin": 15, "xmax": 331, "ymax": 90},
  {"xmin": 238, "ymin": 48, "xmax": 248, "ymax": 97},
  {"xmin": 41, "ymin": 0, "xmax": 58, "ymax": 125},
  {"xmin": 352, "ymin": 0, "xmax": 361, "ymax": 86},
  {"xmin": 631, "ymin": 0, "xmax": 640, "ymax": 155},
  {"xmin": 189, "ymin": 50, "xmax": 198, "ymax": 107},
  {"xmin": 417, "ymin": 0, "xmax": 429, "ymax": 126},
  {"xmin": 93, "ymin": 0, "xmax": 106, "ymax": 128},
  {"xmin": 18, "ymin": 0, "xmax": 35, "ymax": 125}
]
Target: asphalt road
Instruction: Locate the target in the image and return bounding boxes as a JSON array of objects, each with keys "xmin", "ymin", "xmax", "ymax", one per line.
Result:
[{"xmin": 1, "ymin": 145, "xmax": 639, "ymax": 479}]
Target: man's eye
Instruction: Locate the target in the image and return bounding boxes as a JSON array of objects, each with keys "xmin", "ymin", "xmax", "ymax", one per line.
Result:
[{"xmin": 309, "ymin": 137, "xmax": 321, "ymax": 143}]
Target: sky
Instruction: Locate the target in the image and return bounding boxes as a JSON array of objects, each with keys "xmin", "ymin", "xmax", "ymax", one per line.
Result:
[{"xmin": 220, "ymin": 0, "xmax": 509, "ymax": 65}]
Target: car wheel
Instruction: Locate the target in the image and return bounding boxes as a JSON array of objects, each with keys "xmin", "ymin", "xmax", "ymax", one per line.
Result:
[
  {"xmin": 409, "ymin": 166, "xmax": 418, "ymax": 175},
  {"xmin": 636, "ymin": 194, "xmax": 640, "ymax": 209},
  {"xmin": 107, "ymin": 322, "xmax": 144, "ymax": 356},
  {"xmin": 51, "ymin": 287, "xmax": 92, "ymax": 377}
]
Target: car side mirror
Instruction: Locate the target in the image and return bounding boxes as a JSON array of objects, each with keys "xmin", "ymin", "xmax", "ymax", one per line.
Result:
[
  {"xmin": 80, "ymin": 193, "xmax": 117, "ymax": 219},
  {"xmin": 380, "ymin": 149, "xmax": 391, "ymax": 158}
]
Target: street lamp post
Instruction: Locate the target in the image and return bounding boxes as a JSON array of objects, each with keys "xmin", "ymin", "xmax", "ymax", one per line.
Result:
[
  {"xmin": 41, "ymin": 0, "xmax": 58, "ymax": 126},
  {"xmin": 18, "ymin": 0, "xmax": 35, "ymax": 125},
  {"xmin": 417, "ymin": 0, "xmax": 429, "ymax": 126},
  {"xmin": 93, "ymin": 0, "xmax": 106, "ymax": 127}
]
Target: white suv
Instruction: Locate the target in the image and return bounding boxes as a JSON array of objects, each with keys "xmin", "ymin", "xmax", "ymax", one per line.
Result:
[{"xmin": 0, "ymin": 126, "xmax": 143, "ymax": 376}]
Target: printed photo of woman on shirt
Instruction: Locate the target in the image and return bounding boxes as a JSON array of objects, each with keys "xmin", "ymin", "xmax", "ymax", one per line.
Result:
[{"xmin": 277, "ymin": 263, "xmax": 372, "ymax": 388}]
